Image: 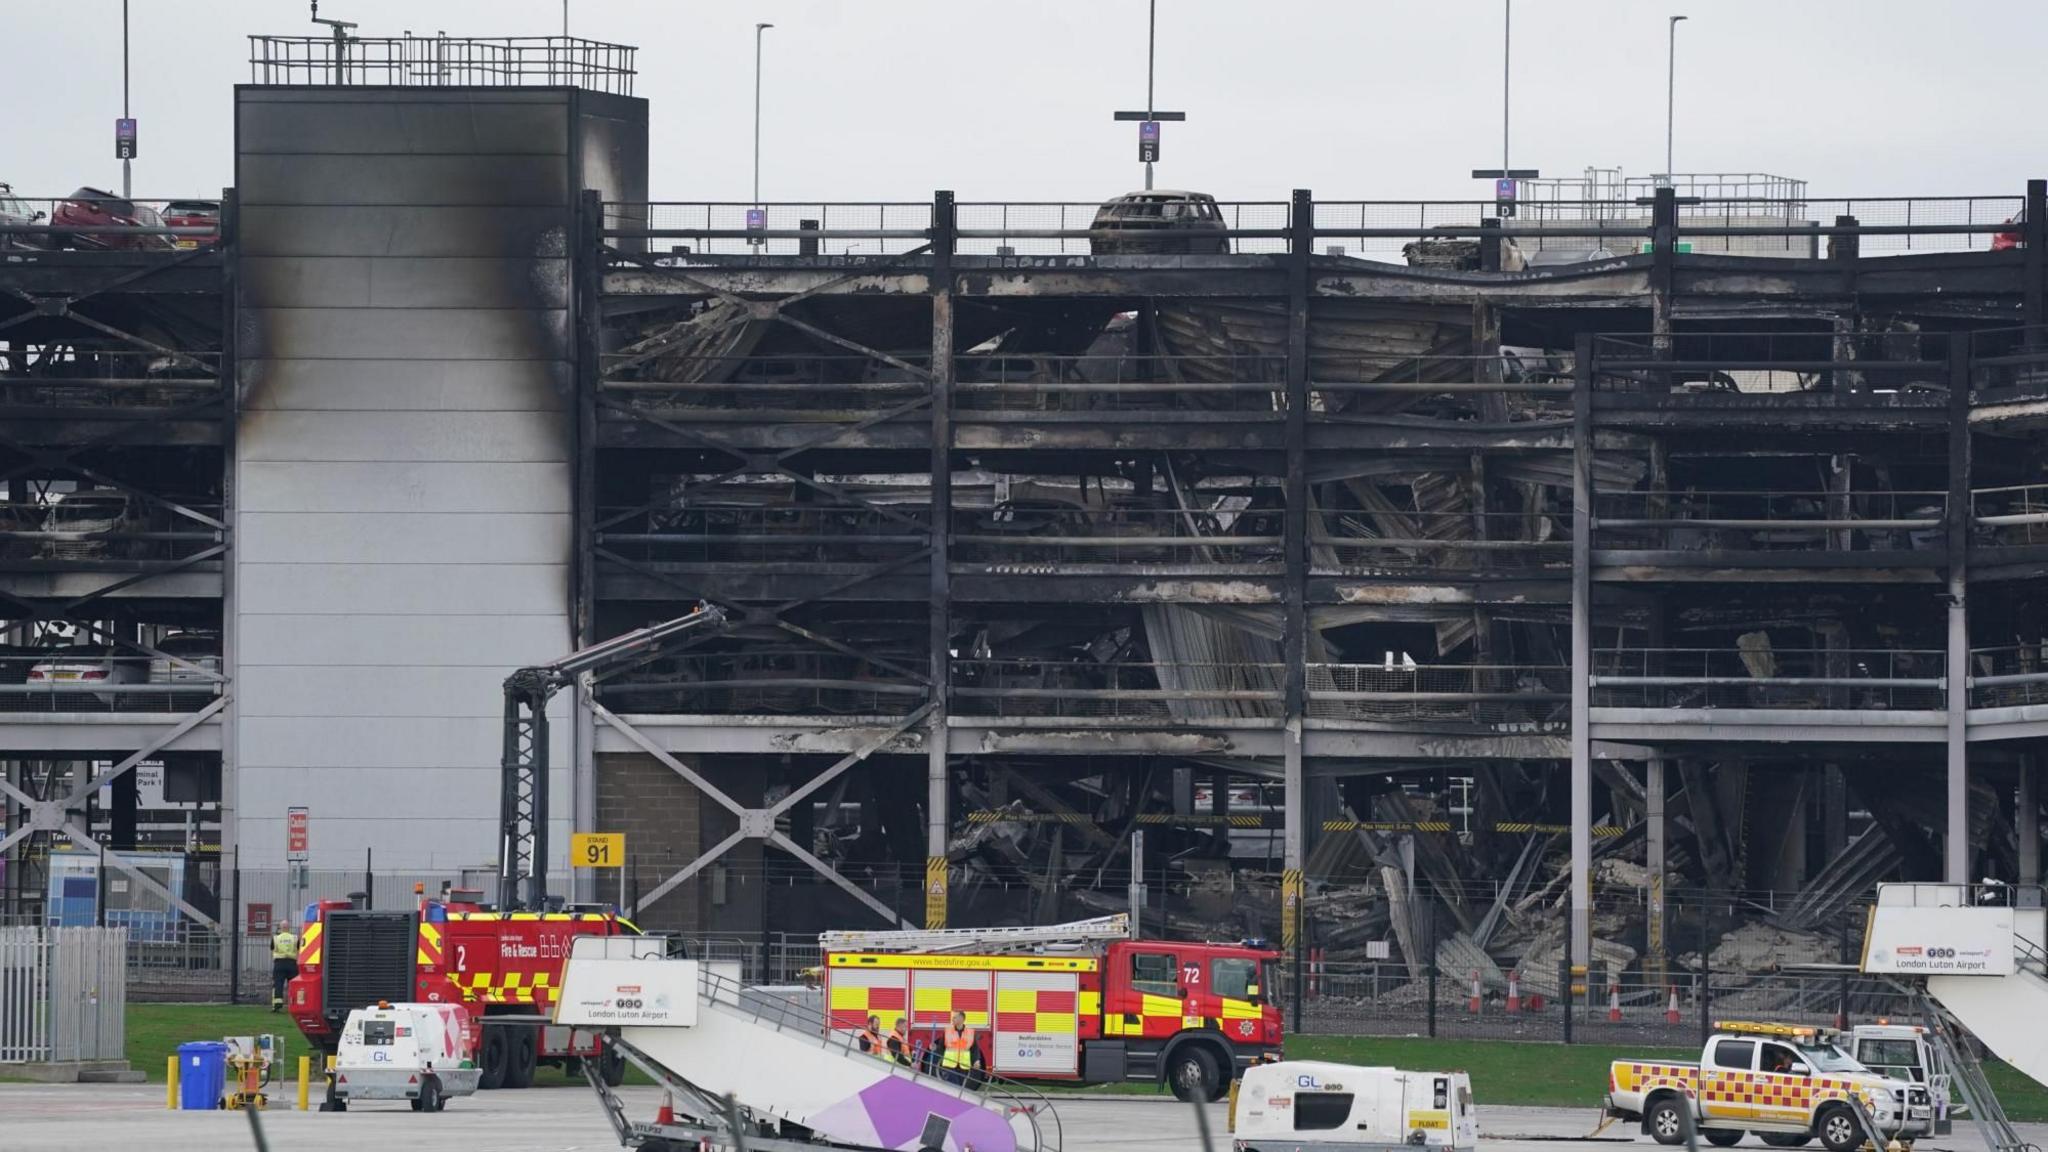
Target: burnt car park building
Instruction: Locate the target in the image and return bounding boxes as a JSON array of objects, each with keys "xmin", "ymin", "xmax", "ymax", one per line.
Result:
[{"xmin": 3, "ymin": 38, "xmax": 2047, "ymax": 974}]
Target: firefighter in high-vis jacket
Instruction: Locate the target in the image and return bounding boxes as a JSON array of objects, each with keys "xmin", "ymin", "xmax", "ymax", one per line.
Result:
[
  {"xmin": 940, "ymin": 1010, "xmax": 976, "ymax": 1086},
  {"xmin": 270, "ymin": 921, "xmax": 299, "ymax": 1011}
]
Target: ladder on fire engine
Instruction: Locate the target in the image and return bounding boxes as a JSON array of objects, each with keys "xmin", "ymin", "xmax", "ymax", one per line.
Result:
[
  {"xmin": 819, "ymin": 915, "xmax": 1132, "ymax": 955},
  {"xmin": 1913, "ymin": 991, "xmax": 2030, "ymax": 1152}
]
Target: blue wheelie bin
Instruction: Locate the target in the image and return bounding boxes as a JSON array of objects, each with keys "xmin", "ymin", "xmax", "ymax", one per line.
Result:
[{"xmin": 177, "ymin": 1041, "xmax": 230, "ymax": 1110}]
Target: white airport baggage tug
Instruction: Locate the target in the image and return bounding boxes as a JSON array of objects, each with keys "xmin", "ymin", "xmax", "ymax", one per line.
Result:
[
  {"xmin": 322, "ymin": 1002, "xmax": 483, "ymax": 1113},
  {"xmin": 1231, "ymin": 1062, "xmax": 1479, "ymax": 1152}
]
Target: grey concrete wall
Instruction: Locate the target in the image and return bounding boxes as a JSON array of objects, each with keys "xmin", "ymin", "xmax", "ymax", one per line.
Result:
[{"xmin": 233, "ymin": 87, "xmax": 644, "ymax": 871}]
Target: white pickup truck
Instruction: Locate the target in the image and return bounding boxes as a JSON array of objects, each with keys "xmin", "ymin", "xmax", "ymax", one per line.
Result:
[{"xmin": 1605, "ymin": 1022, "xmax": 1932, "ymax": 1151}]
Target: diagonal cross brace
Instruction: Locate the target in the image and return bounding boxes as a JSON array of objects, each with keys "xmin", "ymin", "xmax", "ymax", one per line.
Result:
[{"xmin": 600, "ymin": 703, "xmax": 930, "ymax": 925}]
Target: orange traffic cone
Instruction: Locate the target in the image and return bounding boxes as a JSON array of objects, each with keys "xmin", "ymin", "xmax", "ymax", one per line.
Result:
[
  {"xmin": 1666, "ymin": 985, "xmax": 1682, "ymax": 1025},
  {"xmin": 654, "ymin": 1091, "xmax": 675, "ymax": 1127},
  {"xmin": 1468, "ymin": 969, "xmax": 1482, "ymax": 1015},
  {"xmin": 1607, "ymin": 978, "xmax": 1622, "ymax": 1023},
  {"xmin": 1505, "ymin": 969, "xmax": 1523, "ymax": 1015}
]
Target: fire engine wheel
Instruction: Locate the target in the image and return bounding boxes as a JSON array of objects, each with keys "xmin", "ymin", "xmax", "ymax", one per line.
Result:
[
  {"xmin": 505, "ymin": 1029, "xmax": 538, "ymax": 1089},
  {"xmin": 478, "ymin": 1028, "xmax": 510, "ymax": 1090},
  {"xmin": 1705, "ymin": 1129, "xmax": 1746, "ymax": 1146},
  {"xmin": 1760, "ymin": 1135, "xmax": 1812, "ymax": 1148},
  {"xmin": 1816, "ymin": 1105, "xmax": 1863, "ymax": 1152},
  {"xmin": 1167, "ymin": 1047, "xmax": 1220, "ymax": 1104},
  {"xmin": 1647, "ymin": 1098, "xmax": 1690, "ymax": 1145}
]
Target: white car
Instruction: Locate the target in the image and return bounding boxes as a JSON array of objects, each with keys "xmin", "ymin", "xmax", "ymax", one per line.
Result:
[
  {"xmin": 28, "ymin": 647, "xmax": 143, "ymax": 707},
  {"xmin": 149, "ymin": 631, "xmax": 222, "ymax": 684},
  {"xmin": 0, "ymin": 183, "xmax": 46, "ymax": 251}
]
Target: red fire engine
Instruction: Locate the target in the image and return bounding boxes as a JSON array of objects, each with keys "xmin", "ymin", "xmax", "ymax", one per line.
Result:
[
  {"xmin": 285, "ymin": 889, "xmax": 635, "ymax": 1089},
  {"xmin": 819, "ymin": 915, "xmax": 1282, "ymax": 1102}
]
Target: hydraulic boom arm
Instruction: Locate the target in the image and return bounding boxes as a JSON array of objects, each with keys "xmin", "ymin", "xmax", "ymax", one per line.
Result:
[{"xmin": 499, "ymin": 603, "xmax": 726, "ymax": 910}]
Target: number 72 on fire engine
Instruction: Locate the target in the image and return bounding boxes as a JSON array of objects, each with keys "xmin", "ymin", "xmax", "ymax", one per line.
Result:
[{"xmin": 572, "ymin": 832, "xmax": 624, "ymax": 868}]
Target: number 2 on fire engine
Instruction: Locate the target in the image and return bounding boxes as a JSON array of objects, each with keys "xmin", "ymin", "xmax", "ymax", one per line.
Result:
[{"xmin": 454, "ymin": 943, "xmax": 467, "ymax": 970}]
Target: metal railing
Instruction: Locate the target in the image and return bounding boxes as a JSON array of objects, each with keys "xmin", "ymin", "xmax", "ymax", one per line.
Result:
[
  {"xmin": 598, "ymin": 652, "xmax": 926, "ymax": 717},
  {"xmin": 0, "ymin": 350, "xmax": 222, "ymax": 406},
  {"xmin": 1589, "ymin": 331, "xmax": 1955, "ymax": 396},
  {"xmin": 597, "ymin": 505, "xmax": 930, "ymax": 565},
  {"xmin": 950, "ymin": 659, "xmax": 1283, "ymax": 720},
  {"xmin": 1305, "ymin": 663, "xmax": 1568, "ymax": 728},
  {"xmin": 1968, "ymin": 646, "xmax": 2048, "ymax": 709},
  {"xmin": 0, "ymin": 652, "xmax": 223, "ymax": 714},
  {"xmin": 1596, "ymin": 490, "xmax": 1947, "ymax": 553},
  {"xmin": 248, "ymin": 34, "xmax": 635, "ymax": 93},
  {"xmin": 0, "ymin": 498, "xmax": 226, "ymax": 565},
  {"xmin": 1970, "ymin": 326, "xmax": 2048, "ymax": 398},
  {"xmin": 1313, "ymin": 510, "xmax": 1571, "ymax": 572},
  {"xmin": 0, "ymin": 195, "xmax": 217, "ymax": 252},
  {"xmin": 1592, "ymin": 647, "xmax": 1946, "ymax": 710},
  {"xmin": 954, "ymin": 505, "xmax": 1283, "ymax": 566},
  {"xmin": 1970, "ymin": 485, "xmax": 2048, "ymax": 547}
]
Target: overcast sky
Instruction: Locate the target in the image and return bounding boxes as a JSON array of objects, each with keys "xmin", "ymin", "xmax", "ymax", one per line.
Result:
[{"xmin": 10, "ymin": 0, "xmax": 2045, "ymax": 204}]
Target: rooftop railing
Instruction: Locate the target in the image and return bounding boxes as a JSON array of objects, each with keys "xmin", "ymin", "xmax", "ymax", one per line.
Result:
[
  {"xmin": 603, "ymin": 193, "xmax": 2030, "ymax": 261},
  {"xmin": 248, "ymin": 34, "xmax": 635, "ymax": 93}
]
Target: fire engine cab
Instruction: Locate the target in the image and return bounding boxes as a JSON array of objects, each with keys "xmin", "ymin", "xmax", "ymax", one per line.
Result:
[
  {"xmin": 286, "ymin": 889, "xmax": 637, "ymax": 1090},
  {"xmin": 819, "ymin": 915, "xmax": 1283, "ymax": 1102}
]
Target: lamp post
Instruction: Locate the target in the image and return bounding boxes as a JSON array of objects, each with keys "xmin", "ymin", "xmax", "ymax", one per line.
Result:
[
  {"xmin": 753, "ymin": 22, "xmax": 773, "ymax": 209},
  {"xmin": 1110, "ymin": 1, "xmax": 1185, "ymax": 189},
  {"xmin": 121, "ymin": 0, "xmax": 130, "ymax": 199},
  {"xmin": 1665, "ymin": 15, "xmax": 1688, "ymax": 185},
  {"xmin": 1501, "ymin": 0, "xmax": 1510, "ymax": 180}
]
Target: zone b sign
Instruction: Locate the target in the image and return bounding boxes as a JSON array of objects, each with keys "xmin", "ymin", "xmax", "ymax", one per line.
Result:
[
  {"xmin": 1138, "ymin": 120, "xmax": 1161, "ymax": 163},
  {"xmin": 115, "ymin": 118, "xmax": 137, "ymax": 160}
]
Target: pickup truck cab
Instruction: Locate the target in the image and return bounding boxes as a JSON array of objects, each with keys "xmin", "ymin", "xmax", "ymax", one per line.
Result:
[{"xmin": 1606, "ymin": 1021, "xmax": 1932, "ymax": 1151}]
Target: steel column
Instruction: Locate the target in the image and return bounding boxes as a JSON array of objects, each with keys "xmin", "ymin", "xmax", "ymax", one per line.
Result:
[
  {"xmin": 218, "ymin": 188, "xmax": 241, "ymax": 888},
  {"xmin": 2026, "ymin": 179, "xmax": 2045, "ymax": 335},
  {"xmin": 927, "ymin": 191, "xmax": 956, "ymax": 929},
  {"xmin": 1945, "ymin": 340, "xmax": 1972, "ymax": 882},
  {"xmin": 1281, "ymin": 191, "xmax": 1312, "ymax": 978},
  {"xmin": 1570, "ymin": 332, "xmax": 1595, "ymax": 966},
  {"xmin": 573, "ymin": 189, "xmax": 603, "ymax": 905},
  {"xmin": 2020, "ymin": 754, "xmax": 2040, "ymax": 896}
]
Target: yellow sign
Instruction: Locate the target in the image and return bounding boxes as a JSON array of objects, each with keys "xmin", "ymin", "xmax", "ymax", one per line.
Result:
[
  {"xmin": 1408, "ymin": 1111, "xmax": 1450, "ymax": 1130},
  {"xmin": 571, "ymin": 832, "xmax": 624, "ymax": 869},
  {"xmin": 924, "ymin": 856, "xmax": 948, "ymax": 930}
]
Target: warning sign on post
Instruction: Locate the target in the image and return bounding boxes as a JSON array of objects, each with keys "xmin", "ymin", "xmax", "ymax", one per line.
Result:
[{"xmin": 286, "ymin": 807, "xmax": 309, "ymax": 862}]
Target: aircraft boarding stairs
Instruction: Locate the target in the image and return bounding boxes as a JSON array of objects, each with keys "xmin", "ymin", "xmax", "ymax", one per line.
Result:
[
  {"xmin": 558, "ymin": 938, "xmax": 1061, "ymax": 1152},
  {"xmin": 1863, "ymin": 882, "xmax": 2048, "ymax": 1152}
]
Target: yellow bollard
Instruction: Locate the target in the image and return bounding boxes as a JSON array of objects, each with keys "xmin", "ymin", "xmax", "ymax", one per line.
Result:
[
  {"xmin": 297, "ymin": 1055, "xmax": 311, "ymax": 1111},
  {"xmin": 166, "ymin": 1054, "xmax": 179, "ymax": 1110}
]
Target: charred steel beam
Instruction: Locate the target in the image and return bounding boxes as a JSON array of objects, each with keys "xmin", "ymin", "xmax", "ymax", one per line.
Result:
[
  {"xmin": 927, "ymin": 190, "xmax": 956, "ymax": 929},
  {"xmin": 1945, "ymin": 339, "xmax": 1972, "ymax": 881}
]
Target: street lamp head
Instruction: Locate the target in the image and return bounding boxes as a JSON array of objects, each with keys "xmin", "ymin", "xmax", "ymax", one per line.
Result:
[
  {"xmin": 1670, "ymin": 14, "xmax": 1688, "ymax": 23},
  {"xmin": 757, "ymin": 22, "xmax": 774, "ymax": 30}
]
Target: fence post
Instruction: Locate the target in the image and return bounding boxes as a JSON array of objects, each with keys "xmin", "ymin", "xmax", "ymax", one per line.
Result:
[
  {"xmin": 1424, "ymin": 910, "xmax": 1437, "ymax": 1038},
  {"xmin": 1698, "ymin": 908, "xmax": 1712, "ymax": 1045},
  {"xmin": 1561, "ymin": 956, "xmax": 1574, "ymax": 1045},
  {"xmin": 229, "ymin": 848, "xmax": 241, "ymax": 1006},
  {"xmin": 1837, "ymin": 918, "xmax": 1851, "ymax": 1029}
]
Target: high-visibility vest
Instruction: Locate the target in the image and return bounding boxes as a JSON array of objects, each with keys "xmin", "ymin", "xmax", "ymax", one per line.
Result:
[
  {"xmin": 271, "ymin": 929, "xmax": 298, "ymax": 960},
  {"xmin": 889, "ymin": 1027, "xmax": 909, "ymax": 1062},
  {"xmin": 942, "ymin": 1025, "xmax": 975, "ymax": 1070},
  {"xmin": 859, "ymin": 1026, "xmax": 882, "ymax": 1057}
]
